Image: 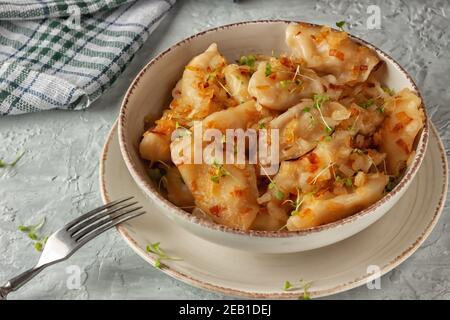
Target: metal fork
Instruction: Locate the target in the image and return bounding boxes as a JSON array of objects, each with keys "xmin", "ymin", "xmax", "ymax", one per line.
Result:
[{"xmin": 0, "ymin": 197, "xmax": 144, "ymax": 300}]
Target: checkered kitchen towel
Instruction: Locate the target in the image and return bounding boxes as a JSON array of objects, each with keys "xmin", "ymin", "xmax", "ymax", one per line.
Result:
[{"xmin": 0, "ymin": 0, "xmax": 175, "ymax": 116}]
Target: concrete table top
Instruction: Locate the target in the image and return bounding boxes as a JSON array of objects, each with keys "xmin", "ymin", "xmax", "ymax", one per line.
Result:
[{"xmin": 1, "ymin": 0, "xmax": 449, "ymax": 300}]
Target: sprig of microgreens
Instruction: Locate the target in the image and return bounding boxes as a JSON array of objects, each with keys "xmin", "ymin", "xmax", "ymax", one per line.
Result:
[
  {"xmin": 382, "ymin": 86, "xmax": 395, "ymax": 96},
  {"xmin": 265, "ymin": 63, "xmax": 272, "ymax": 77},
  {"xmin": 335, "ymin": 174, "xmax": 353, "ymax": 187},
  {"xmin": 260, "ymin": 166, "xmax": 285, "ymax": 200},
  {"xmin": 348, "ymin": 114, "xmax": 360, "ymax": 133},
  {"xmin": 313, "ymin": 94, "xmax": 333, "ymax": 133},
  {"xmin": 0, "ymin": 151, "xmax": 25, "ymax": 169},
  {"xmin": 335, "ymin": 21, "xmax": 346, "ymax": 32},
  {"xmin": 146, "ymin": 242, "xmax": 182, "ymax": 269},
  {"xmin": 238, "ymin": 55, "xmax": 256, "ymax": 70},
  {"xmin": 18, "ymin": 217, "xmax": 49, "ymax": 252},
  {"xmin": 311, "ymin": 161, "xmax": 335, "ymax": 185},
  {"xmin": 210, "ymin": 159, "xmax": 230, "ymax": 184},
  {"xmin": 282, "ymin": 188, "xmax": 304, "ymax": 216},
  {"xmin": 283, "ymin": 279, "xmax": 313, "ymax": 300},
  {"xmin": 217, "ymin": 79, "xmax": 233, "ymax": 97},
  {"xmin": 358, "ymin": 98, "xmax": 375, "ymax": 109},
  {"xmin": 279, "ymin": 65, "xmax": 302, "ymax": 89}
]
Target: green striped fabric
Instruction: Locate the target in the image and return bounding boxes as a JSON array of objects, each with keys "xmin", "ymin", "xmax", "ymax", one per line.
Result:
[{"xmin": 0, "ymin": 0, "xmax": 175, "ymax": 116}]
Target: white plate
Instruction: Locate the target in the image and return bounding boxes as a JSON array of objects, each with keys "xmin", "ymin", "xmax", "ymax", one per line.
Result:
[{"xmin": 99, "ymin": 121, "xmax": 447, "ymax": 299}]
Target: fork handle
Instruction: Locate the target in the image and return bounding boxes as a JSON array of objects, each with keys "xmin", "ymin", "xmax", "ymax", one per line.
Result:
[{"xmin": 0, "ymin": 265, "xmax": 45, "ymax": 300}]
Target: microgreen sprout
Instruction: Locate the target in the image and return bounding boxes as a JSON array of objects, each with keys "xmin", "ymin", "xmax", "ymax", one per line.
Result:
[
  {"xmin": 359, "ymin": 98, "xmax": 375, "ymax": 109},
  {"xmin": 283, "ymin": 279, "xmax": 313, "ymax": 300},
  {"xmin": 18, "ymin": 217, "xmax": 48, "ymax": 252},
  {"xmin": 146, "ymin": 242, "xmax": 182, "ymax": 269},
  {"xmin": 284, "ymin": 281, "xmax": 292, "ymax": 291},
  {"xmin": 336, "ymin": 21, "xmax": 346, "ymax": 31},
  {"xmin": 335, "ymin": 175, "xmax": 353, "ymax": 187},
  {"xmin": 0, "ymin": 151, "xmax": 25, "ymax": 168},
  {"xmin": 311, "ymin": 161, "xmax": 334, "ymax": 185},
  {"xmin": 382, "ymin": 86, "xmax": 395, "ymax": 96},
  {"xmin": 261, "ymin": 166, "xmax": 285, "ymax": 200},
  {"xmin": 283, "ymin": 188, "xmax": 304, "ymax": 216},
  {"xmin": 210, "ymin": 159, "xmax": 230, "ymax": 184},
  {"xmin": 313, "ymin": 94, "xmax": 332, "ymax": 133},
  {"xmin": 238, "ymin": 55, "xmax": 256, "ymax": 69},
  {"xmin": 265, "ymin": 63, "xmax": 272, "ymax": 77}
]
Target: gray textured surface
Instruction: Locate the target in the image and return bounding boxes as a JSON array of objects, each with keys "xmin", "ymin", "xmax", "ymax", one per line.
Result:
[{"xmin": 0, "ymin": 0, "xmax": 449, "ymax": 300}]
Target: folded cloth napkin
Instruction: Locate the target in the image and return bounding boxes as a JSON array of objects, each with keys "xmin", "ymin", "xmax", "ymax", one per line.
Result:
[{"xmin": 0, "ymin": 0, "xmax": 175, "ymax": 116}]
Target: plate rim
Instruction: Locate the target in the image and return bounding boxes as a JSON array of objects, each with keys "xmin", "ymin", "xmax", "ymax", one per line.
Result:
[{"xmin": 99, "ymin": 121, "xmax": 448, "ymax": 299}]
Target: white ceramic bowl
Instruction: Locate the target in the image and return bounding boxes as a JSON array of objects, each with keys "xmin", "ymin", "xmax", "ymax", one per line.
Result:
[{"xmin": 118, "ymin": 20, "xmax": 429, "ymax": 253}]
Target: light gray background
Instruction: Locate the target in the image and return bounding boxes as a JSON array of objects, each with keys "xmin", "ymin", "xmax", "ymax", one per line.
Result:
[{"xmin": 1, "ymin": 0, "xmax": 449, "ymax": 300}]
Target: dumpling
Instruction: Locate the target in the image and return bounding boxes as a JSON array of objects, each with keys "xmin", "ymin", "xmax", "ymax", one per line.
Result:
[
  {"xmin": 286, "ymin": 23, "xmax": 380, "ymax": 85},
  {"xmin": 286, "ymin": 172, "xmax": 388, "ymax": 230},
  {"xmin": 248, "ymin": 58, "xmax": 341, "ymax": 111},
  {"xmin": 202, "ymin": 100, "xmax": 272, "ymax": 131},
  {"xmin": 176, "ymin": 162, "xmax": 260, "ymax": 229},
  {"xmin": 375, "ymin": 89, "xmax": 425, "ymax": 175},
  {"xmin": 223, "ymin": 64, "xmax": 252, "ymax": 103},
  {"xmin": 181, "ymin": 43, "xmax": 229, "ymax": 119},
  {"xmin": 273, "ymin": 130, "xmax": 354, "ymax": 196},
  {"xmin": 269, "ymin": 99, "xmax": 351, "ymax": 160}
]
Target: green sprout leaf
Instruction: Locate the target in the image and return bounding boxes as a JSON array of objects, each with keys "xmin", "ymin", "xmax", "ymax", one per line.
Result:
[
  {"xmin": 146, "ymin": 241, "xmax": 182, "ymax": 269},
  {"xmin": 283, "ymin": 279, "xmax": 313, "ymax": 299},
  {"xmin": 382, "ymin": 86, "xmax": 395, "ymax": 96},
  {"xmin": 313, "ymin": 94, "xmax": 332, "ymax": 133},
  {"xmin": 359, "ymin": 98, "xmax": 375, "ymax": 109},
  {"xmin": 210, "ymin": 159, "xmax": 230, "ymax": 184},
  {"xmin": 18, "ymin": 217, "xmax": 48, "ymax": 252},
  {"xmin": 265, "ymin": 63, "xmax": 272, "ymax": 77},
  {"xmin": 238, "ymin": 55, "xmax": 256, "ymax": 69},
  {"xmin": 0, "ymin": 151, "xmax": 25, "ymax": 168},
  {"xmin": 284, "ymin": 281, "xmax": 292, "ymax": 291},
  {"xmin": 336, "ymin": 21, "xmax": 346, "ymax": 31},
  {"xmin": 275, "ymin": 190, "xmax": 285, "ymax": 200}
]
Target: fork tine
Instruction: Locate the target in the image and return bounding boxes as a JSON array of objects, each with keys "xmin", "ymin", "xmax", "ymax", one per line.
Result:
[
  {"xmin": 76, "ymin": 210, "xmax": 145, "ymax": 244},
  {"xmin": 68, "ymin": 201, "xmax": 138, "ymax": 235},
  {"xmin": 65, "ymin": 196, "xmax": 134, "ymax": 230},
  {"xmin": 73, "ymin": 205, "xmax": 143, "ymax": 241}
]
